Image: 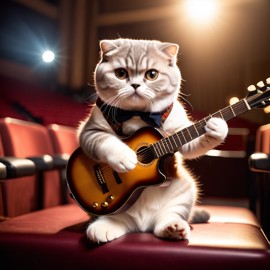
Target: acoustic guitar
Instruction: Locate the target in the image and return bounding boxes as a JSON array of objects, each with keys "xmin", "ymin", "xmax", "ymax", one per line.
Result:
[{"xmin": 66, "ymin": 78, "xmax": 270, "ymax": 216}]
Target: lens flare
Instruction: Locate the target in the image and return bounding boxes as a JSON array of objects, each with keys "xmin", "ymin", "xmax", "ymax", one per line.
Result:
[{"xmin": 42, "ymin": 50, "xmax": 55, "ymax": 63}]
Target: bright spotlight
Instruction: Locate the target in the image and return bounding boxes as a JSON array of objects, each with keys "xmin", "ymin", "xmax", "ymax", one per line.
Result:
[
  {"xmin": 42, "ymin": 50, "xmax": 55, "ymax": 63},
  {"xmin": 185, "ymin": 0, "xmax": 218, "ymax": 23}
]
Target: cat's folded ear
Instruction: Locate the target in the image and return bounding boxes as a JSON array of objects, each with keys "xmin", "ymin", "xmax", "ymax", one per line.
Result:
[
  {"xmin": 161, "ymin": 43, "xmax": 179, "ymax": 57},
  {"xmin": 160, "ymin": 43, "xmax": 179, "ymax": 65},
  {"xmin": 100, "ymin": 40, "xmax": 120, "ymax": 56}
]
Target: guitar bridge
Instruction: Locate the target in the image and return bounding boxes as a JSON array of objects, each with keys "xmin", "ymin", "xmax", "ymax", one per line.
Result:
[{"xmin": 94, "ymin": 164, "xmax": 109, "ymax": 194}]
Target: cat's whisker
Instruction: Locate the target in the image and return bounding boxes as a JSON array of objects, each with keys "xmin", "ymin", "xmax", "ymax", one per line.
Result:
[
  {"xmin": 84, "ymin": 92, "xmax": 98, "ymax": 103},
  {"xmin": 104, "ymin": 96, "xmax": 118, "ymax": 107},
  {"xmin": 179, "ymin": 93, "xmax": 193, "ymax": 111}
]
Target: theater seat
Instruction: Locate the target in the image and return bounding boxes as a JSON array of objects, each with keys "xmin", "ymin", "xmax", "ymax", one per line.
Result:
[
  {"xmin": 0, "ymin": 123, "xmax": 39, "ymax": 217},
  {"xmin": 0, "ymin": 117, "xmax": 63, "ymax": 216},
  {"xmin": 47, "ymin": 123, "xmax": 79, "ymax": 203},
  {"xmin": 249, "ymin": 123, "xmax": 270, "ymax": 237},
  {"xmin": 47, "ymin": 124, "xmax": 78, "ymax": 155},
  {"xmin": 0, "ymin": 118, "xmax": 269, "ymax": 269}
]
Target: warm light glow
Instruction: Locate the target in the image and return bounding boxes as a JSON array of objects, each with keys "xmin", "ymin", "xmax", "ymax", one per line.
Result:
[
  {"xmin": 264, "ymin": 105, "xmax": 270, "ymax": 114},
  {"xmin": 229, "ymin": 97, "xmax": 239, "ymax": 105},
  {"xmin": 42, "ymin": 50, "xmax": 55, "ymax": 63},
  {"xmin": 185, "ymin": 0, "xmax": 218, "ymax": 23}
]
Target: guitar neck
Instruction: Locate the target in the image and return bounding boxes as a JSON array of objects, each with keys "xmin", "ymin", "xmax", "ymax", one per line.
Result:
[{"xmin": 151, "ymin": 98, "xmax": 251, "ymax": 158}]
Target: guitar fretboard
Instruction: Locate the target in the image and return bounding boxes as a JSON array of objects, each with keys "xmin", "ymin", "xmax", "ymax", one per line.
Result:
[{"xmin": 151, "ymin": 98, "xmax": 250, "ymax": 158}]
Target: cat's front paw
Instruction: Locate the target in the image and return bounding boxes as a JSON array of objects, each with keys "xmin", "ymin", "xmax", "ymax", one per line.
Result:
[
  {"xmin": 155, "ymin": 220, "xmax": 190, "ymax": 240},
  {"xmin": 107, "ymin": 146, "xmax": 137, "ymax": 173},
  {"xmin": 86, "ymin": 219, "xmax": 126, "ymax": 243},
  {"xmin": 205, "ymin": 117, "xmax": 228, "ymax": 142}
]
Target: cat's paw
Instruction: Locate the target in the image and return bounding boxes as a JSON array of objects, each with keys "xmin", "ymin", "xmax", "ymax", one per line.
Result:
[
  {"xmin": 155, "ymin": 220, "xmax": 190, "ymax": 240},
  {"xmin": 205, "ymin": 117, "xmax": 228, "ymax": 142},
  {"xmin": 86, "ymin": 220, "xmax": 126, "ymax": 243},
  {"xmin": 106, "ymin": 145, "xmax": 137, "ymax": 173}
]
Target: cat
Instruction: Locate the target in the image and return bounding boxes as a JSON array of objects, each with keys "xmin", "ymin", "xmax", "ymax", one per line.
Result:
[{"xmin": 78, "ymin": 38, "xmax": 228, "ymax": 243}]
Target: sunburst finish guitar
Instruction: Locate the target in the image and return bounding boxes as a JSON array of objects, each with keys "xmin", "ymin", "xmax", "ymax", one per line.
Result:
[{"xmin": 66, "ymin": 78, "xmax": 270, "ymax": 216}]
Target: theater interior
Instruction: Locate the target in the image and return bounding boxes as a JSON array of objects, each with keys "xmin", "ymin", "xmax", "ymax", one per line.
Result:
[{"xmin": 0, "ymin": 1, "xmax": 270, "ymax": 269}]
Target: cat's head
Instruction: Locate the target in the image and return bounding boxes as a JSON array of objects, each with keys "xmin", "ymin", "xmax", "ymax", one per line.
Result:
[{"xmin": 94, "ymin": 39, "xmax": 181, "ymax": 112}]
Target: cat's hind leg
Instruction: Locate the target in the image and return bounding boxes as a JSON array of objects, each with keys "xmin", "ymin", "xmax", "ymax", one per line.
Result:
[{"xmin": 154, "ymin": 218, "xmax": 190, "ymax": 240}]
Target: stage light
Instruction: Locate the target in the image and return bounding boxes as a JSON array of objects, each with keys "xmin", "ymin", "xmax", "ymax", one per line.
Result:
[
  {"xmin": 229, "ymin": 97, "xmax": 239, "ymax": 105},
  {"xmin": 42, "ymin": 50, "xmax": 55, "ymax": 63},
  {"xmin": 185, "ymin": 0, "xmax": 218, "ymax": 23}
]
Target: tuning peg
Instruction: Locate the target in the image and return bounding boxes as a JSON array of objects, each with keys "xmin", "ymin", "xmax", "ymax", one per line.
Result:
[
  {"xmin": 247, "ymin": 84, "xmax": 256, "ymax": 92},
  {"xmin": 266, "ymin": 77, "xmax": 270, "ymax": 85},
  {"xmin": 257, "ymin": 81, "xmax": 265, "ymax": 88}
]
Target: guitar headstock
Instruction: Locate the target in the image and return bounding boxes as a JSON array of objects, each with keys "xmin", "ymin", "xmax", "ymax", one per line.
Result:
[{"xmin": 246, "ymin": 77, "xmax": 270, "ymax": 109}]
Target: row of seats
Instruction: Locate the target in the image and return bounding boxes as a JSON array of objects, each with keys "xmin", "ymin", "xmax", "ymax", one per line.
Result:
[
  {"xmin": 0, "ymin": 117, "xmax": 269, "ymax": 269},
  {"xmin": 0, "ymin": 118, "xmax": 78, "ymax": 217},
  {"xmin": 0, "ymin": 76, "xmax": 90, "ymax": 127}
]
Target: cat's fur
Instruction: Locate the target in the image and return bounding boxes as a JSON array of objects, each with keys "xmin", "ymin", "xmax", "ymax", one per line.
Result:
[{"xmin": 79, "ymin": 39, "xmax": 228, "ymax": 243}]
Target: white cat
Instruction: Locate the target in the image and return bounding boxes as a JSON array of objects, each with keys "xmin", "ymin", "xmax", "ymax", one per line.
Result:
[{"xmin": 79, "ymin": 39, "xmax": 228, "ymax": 243}]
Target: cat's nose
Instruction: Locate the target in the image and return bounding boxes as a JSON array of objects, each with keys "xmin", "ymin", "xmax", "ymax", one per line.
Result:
[{"xmin": 131, "ymin": 84, "xmax": 140, "ymax": 90}]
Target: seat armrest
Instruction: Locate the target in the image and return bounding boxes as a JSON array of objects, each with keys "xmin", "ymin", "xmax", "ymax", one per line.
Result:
[
  {"xmin": 53, "ymin": 154, "xmax": 69, "ymax": 169},
  {"xmin": 0, "ymin": 154, "xmax": 69, "ymax": 180},
  {"xmin": 0, "ymin": 157, "xmax": 35, "ymax": 179},
  {"xmin": 27, "ymin": 154, "xmax": 69, "ymax": 171},
  {"xmin": 27, "ymin": 155, "xmax": 54, "ymax": 171},
  {"xmin": 249, "ymin": 153, "xmax": 270, "ymax": 173}
]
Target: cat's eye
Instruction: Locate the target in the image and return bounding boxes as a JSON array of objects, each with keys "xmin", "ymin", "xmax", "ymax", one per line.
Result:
[
  {"xmin": 145, "ymin": 69, "xmax": 159, "ymax": 81},
  {"xmin": 115, "ymin": 68, "xmax": 128, "ymax": 80}
]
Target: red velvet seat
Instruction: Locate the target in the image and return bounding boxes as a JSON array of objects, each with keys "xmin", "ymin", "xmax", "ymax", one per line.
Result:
[
  {"xmin": 47, "ymin": 123, "xmax": 79, "ymax": 204},
  {"xmin": 0, "ymin": 118, "xmax": 62, "ymax": 216},
  {"xmin": 0, "ymin": 121, "xmax": 39, "ymax": 217},
  {"xmin": 47, "ymin": 124, "xmax": 78, "ymax": 155},
  {"xmin": 0, "ymin": 204, "xmax": 269, "ymax": 270}
]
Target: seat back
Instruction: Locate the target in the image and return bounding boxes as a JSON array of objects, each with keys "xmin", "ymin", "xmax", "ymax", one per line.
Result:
[
  {"xmin": 47, "ymin": 124, "xmax": 78, "ymax": 155},
  {"xmin": 47, "ymin": 124, "xmax": 78, "ymax": 204},
  {"xmin": 0, "ymin": 118, "xmax": 62, "ymax": 217},
  {"xmin": 254, "ymin": 123, "xmax": 270, "ymax": 237},
  {"xmin": 256, "ymin": 123, "xmax": 270, "ymax": 153},
  {"xmin": 0, "ymin": 129, "xmax": 38, "ymax": 217}
]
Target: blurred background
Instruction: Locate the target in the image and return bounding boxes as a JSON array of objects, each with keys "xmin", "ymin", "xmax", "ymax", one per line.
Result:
[{"xmin": 0, "ymin": 0, "xmax": 269, "ymax": 126}]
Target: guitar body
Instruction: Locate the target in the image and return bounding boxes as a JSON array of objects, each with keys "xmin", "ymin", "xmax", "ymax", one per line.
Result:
[{"xmin": 66, "ymin": 127, "xmax": 168, "ymax": 216}]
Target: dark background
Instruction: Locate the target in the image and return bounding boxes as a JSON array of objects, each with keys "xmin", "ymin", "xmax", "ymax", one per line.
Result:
[{"xmin": 0, "ymin": 0, "xmax": 269, "ymax": 124}]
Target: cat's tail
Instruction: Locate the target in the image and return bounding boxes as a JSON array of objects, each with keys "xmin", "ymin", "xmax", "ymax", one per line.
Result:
[{"xmin": 189, "ymin": 209, "xmax": 210, "ymax": 224}]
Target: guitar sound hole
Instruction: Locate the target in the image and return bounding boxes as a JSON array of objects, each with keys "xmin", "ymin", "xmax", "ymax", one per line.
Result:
[{"xmin": 137, "ymin": 146, "xmax": 155, "ymax": 164}]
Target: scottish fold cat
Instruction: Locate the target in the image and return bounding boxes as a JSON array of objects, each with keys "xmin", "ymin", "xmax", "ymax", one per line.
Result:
[{"xmin": 79, "ymin": 38, "xmax": 228, "ymax": 243}]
